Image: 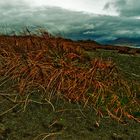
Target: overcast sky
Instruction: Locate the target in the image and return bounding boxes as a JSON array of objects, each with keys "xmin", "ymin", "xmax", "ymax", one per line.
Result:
[
  {"xmin": 26, "ymin": 0, "xmax": 116, "ymax": 15},
  {"xmin": 0, "ymin": 0, "xmax": 128, "ymax": 16},
  {"xmin": 0, "ymin": 0, "xmax": 140, "ymax": 43},
  {"xmin": 0, "ymin": 0, "xmax": 138, "ymax": 17}
]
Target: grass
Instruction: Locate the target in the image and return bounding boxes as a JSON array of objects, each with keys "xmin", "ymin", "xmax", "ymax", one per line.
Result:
[
  {"xmin": 0, "ymin": 32, "xmax": 139, "ymax": 121},
  {"xmin": 0, "ymin": 33, "xmax": 139, "ymax": 126}
]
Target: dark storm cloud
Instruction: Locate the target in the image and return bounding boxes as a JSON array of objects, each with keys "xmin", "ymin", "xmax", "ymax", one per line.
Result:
[
  {"xmin": 0, "ymin": 4, "xmax": 140, "ymax": 42},
  {"xmin": 104, "ymin": 0, "xmax": 140, "ymax": 17}
]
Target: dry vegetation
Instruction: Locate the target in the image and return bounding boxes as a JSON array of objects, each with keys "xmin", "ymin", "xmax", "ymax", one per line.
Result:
[{"xmin": 0, "ymin": 32, "xmax": 140, "ymax": 123}]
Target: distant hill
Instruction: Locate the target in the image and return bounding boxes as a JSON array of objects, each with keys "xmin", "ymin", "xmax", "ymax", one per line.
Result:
[
  {"xmin": 0, "ymin": 34, "xmax": 140, "ymax": 55},
  {"xmin": 103, "ymin": 37, "xmax": 140, "ymax": 48}
]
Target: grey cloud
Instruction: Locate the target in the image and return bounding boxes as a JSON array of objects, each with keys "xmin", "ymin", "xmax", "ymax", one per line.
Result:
[
  {"xmin": 0, "ymin": 0, "xmax": 28, "ymax": 11},
  {"xmin": 104, "ymin": 0, "xmax": 140, "ymax": 17},
  {"xmin": 0, "ymin": 5, "xmax": 140, "ymax": 44}
]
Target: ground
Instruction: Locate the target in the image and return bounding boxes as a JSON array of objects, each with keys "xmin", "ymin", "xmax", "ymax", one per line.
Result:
[
  {"xmin": 0, "ymin": 47, "xmax": 140, "ymax": 140},
  {"xmin": 0, "ymin": 98, "xmax": 140, "ymax": 140}
]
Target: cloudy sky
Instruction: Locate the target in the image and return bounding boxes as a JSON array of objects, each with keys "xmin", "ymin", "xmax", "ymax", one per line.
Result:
[
  {"xmin": 27, "ymin": 0, "xmax": 115, "ymax": 15},
  {"xmin": 0, "ymin": 0, "xmax": 140, "ymax": 44}
]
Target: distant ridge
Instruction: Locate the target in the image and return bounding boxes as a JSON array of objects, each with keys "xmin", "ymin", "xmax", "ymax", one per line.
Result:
[
  {"xmin": 103, "ymin": 37, "xmax": 140, "ymax": 48},
  {"xmin": 0, "ymin": 34, "xmax": 140, "ymax": 55}
]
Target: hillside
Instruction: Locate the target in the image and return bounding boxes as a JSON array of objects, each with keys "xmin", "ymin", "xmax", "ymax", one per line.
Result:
[
  {"xmin": 0, "ymin": 34, "xmax": 140, "ymax": 140},
  {"xmin": 104, "ymin": 37, "xmax": 140, "ymax": 48}
]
